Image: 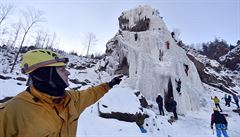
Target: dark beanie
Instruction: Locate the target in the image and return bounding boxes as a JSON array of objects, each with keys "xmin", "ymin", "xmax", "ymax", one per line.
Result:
[{"xmin": 31, "ymin": 67, "xmax": 68, "ymax": 96}]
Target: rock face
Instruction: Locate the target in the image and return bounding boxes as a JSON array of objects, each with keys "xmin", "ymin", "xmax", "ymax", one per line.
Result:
[
  {"xmin": 98, "ymin": 5, "xmax": 205, "ymax": 114},
  {"xmin": 220, "ymin": 44, "xmax": 240, "ymax": 71},
  {"xmin": 187, "ymin": 52, "xmax": 236, "ymax": 94},
  {"xmin": 178, "ymin": 42, "xmax": 239, "ymax": 94}
]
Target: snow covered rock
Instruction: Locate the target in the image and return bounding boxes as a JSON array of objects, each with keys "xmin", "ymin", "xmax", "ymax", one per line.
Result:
[
  {"xmin": 220, "ymin": 44, "xmax": 240, "ymax": 71},
  {"xmin": 118, "ymin": 5, "xmax": 165, "ymax": 32},
  {"xmin": 186, "ymin": 49, "xmax": 237, "ymax": 94},
  {"xmin": 178, "ymin": 42, "xmax": 239, "ymax": 94},
  {"xmin": 98, "ymin": 87, "xmax": 148, "ymax": 126}
]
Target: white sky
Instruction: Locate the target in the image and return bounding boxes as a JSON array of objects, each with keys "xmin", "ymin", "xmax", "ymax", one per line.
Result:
[{"xmin": 3, "ymin": 0, "xmax": 240, "ymax": 54}]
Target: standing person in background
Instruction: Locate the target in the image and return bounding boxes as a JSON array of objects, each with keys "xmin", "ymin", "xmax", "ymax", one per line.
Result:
[
  {"xmin": 0, "ymin": 49, "xmax": 122, "ymax": 137},
  {"xmin": 156, "ymin": 94, "xmax": 164, "ymax": 116},
  {"xmin": 212, "ymin": 96, "xmax": 223, "ymax": 112},
  {"xmin": 211, "ymin": 107, "xmax": 229, "ymax": 137},
  {"xmin": 170, "ymin": 97, "xmax": 178, "ymax": 120},
  {"xmin": 224, "ymin": 94, "xmax": 228, "ymax": 106},
  {"xmin": 233, "ymin": 94, "xmax": 240, "ymax": 109},
  {"xmin": 226, "ymin": 95, "xmax": 231, "ymax": 107}
]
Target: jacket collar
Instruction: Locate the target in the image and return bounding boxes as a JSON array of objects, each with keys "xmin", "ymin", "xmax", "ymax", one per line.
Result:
[{"xmin": 29, "ymin": 85, "xmax": 71, "ymax": 108}]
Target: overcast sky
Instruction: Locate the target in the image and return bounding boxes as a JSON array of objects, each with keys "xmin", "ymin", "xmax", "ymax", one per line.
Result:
[{"xmin": 5, "ymin": 0, "xmax": 240, "ymax": 54}]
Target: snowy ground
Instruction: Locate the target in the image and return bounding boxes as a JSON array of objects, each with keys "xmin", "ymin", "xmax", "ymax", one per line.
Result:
[
  {"xmin": 1, "ymin": 76, "xmax": 239, "ymax": 137},
  {"xmin": 76, "ymin": 83, "xmax": 240, "ymax": 137},
  {"xmin": 0, "ymin": 49, "xmax": 239, "ymax": 137}
]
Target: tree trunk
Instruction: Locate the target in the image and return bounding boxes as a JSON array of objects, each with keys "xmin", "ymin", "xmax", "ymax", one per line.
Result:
[{"xmin": 10, "ymin": 32, "xmax": 27, "ymax": 73}]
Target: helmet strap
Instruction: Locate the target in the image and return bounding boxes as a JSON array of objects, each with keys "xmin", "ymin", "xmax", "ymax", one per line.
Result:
[
  {"xmin": 30, "ymin": 74, "xmax": 45, "ymax": 82},
  {"xmin": 26, "ymin": 75, "xmax": 32, "ymax": 86},
  {"xmin": 48, "ymin": 67, "xmax": 57, "ymax": 89}
]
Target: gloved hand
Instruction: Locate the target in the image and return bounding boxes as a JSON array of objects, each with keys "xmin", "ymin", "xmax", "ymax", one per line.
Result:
[
  {"xmin": 211, "ymin": 126, "xmax": 213, "ymax": 129},
  {"xmin": 108, "ymin": 75, "xmax": 123, "ymax": 88}
]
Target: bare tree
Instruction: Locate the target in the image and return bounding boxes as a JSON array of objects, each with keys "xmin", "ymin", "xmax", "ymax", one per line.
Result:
[
  {"xmin": 34, "ymin": 31, "xmax": 57, "ymax": 49},
  {"xmin": 34, "ymin": 30, "xmax": 43, "ymax": 48},
  {"xmin": 2, "ymin": 21, "xmax": 21, "ymax": 56},
  {"xmin": 41, "ymin": 32, "xmax": 48, "ymax": 48},
  {"xmin": 10, "ymin": 21, "xmax": 22, "ymax": 47},
  {"xmin": 44, "ymin": 36, "xmax": 50, "ymax": 48},
  {"xmin": 10, "ymin": 8, "xmax": 45, "ymax": 73},
  {"xmin": 0, "ymin": 2, "xmax": 13, "ymax": 28},
  {"xmin": 34, "ymin": 30, "xmax": 49, "ymax": 48},
  {"xmin": 83, "ymin": 32, "xmax": 97, "ymax": 57},
  {"xmin": 49, "ymin": 32, "xmax": 56, "ymax": 48}
]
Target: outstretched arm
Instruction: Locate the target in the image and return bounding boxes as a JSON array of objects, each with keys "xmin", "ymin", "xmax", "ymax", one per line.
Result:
[
  {"xmin": 68, "ymin": 83, "xmax": 111, "ymax": 113},
  {"xmin": 68, "ymin": 76, "xmax": 123, "ymax": 114}
]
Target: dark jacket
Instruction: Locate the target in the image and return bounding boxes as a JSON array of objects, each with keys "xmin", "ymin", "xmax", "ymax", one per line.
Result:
[
  {"xmin": 227, "ymin": 95, "xmax": 231, "ymax": 101},
  {"xmin": 156, "ymin": 95, "xmax": 163, "ymax": 106},
  {"xmin": 211, "ymin": 111, "xmax": 228, "ymax": 127},
  {"xmin": 171, "ymin": 100, "xmax": 177, "ymax": 111},
  {"xmin": 233, "ymin": 95, "xmax": 239, "ymax": 102}
]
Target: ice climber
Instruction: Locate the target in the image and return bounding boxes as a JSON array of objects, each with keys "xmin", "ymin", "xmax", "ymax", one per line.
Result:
[
  {"xmin": 0, "ymin": 49, "xmax": 122, "ymax": 137},
  {"xmin": 166, "ymin": 41, "xmax": 170, "ymax": 49},
  {"xmin": 156, "ymin": 94, "xmax": 164, "ymax": 116},
  {"xmin": 211, "ymin": 107, "xmax": 229, "ymax": 137},
  {"xmin": 175, "ymin": 78, "xmax": 182, "ymax": 95},
  {"xmin": 183, "ymin": 63, "xmax": 189, "ymax": 76}
]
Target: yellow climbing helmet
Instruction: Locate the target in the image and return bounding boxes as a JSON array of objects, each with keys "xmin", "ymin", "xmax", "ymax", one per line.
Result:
[
  {"xmin": 21, "ymin": 49, "xmax": 68, "ymax": 74},
  {"xmin": 213, "ymin": 107, "xmax": 218, "ymax": 111}
]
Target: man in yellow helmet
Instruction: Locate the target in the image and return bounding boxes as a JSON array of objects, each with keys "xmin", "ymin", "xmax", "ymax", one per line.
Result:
[{"xmin": 0, "ymin": 49, "xmax": 122, "ymax": 137}]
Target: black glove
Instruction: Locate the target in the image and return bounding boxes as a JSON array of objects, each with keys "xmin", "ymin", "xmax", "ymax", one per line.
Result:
[
  {"xmin": 108, "ymin": 75, "xmax": 123, "ymax": 88},
  {"xmin": 211, "ymin": 126, "xmax": 213, "ymax": 129}
]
